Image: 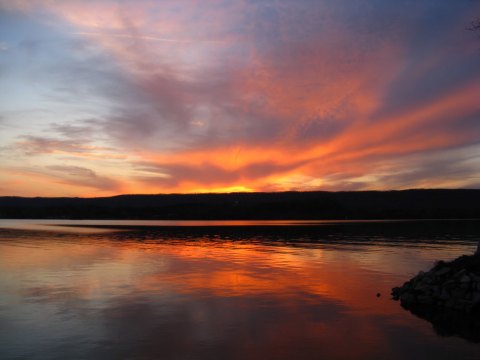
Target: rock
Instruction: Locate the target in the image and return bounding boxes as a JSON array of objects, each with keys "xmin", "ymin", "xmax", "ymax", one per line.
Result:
[
  {"xmin": 435, "ymin": 267, "xmax": 451, "ymax": 276},
  {"xmin": 445, "ymin": 299, "xmax": 455, "ymax": 308},
  {"xmin": 417, "ymin": 295, "xmax": 434, "ymax": 305},
  {"xmin": 444, "ymin": 280, "xmax": 457, "ymax": 292},
  {"xmin": 439, "ymin": 289, "xmax": 450, "ymax": 301},
  {"xmin": 414, "ymin": 283, "xmax": 431, "ymax": 292},
  {"xmin": 459, "ymin": 282, "xmax": 470, "ymax": 290},
  {"xmin": 472, "ymin": 292, "xmax": 480, "ymax": 305},
  {"xmin": 400, "ymin": 293, "xmax": 416, "ymax": 306},
  {"xmin": 453, "ymin": 269, "xmax": 466, "ymax": 279},
  {"xmin": 471, "ymin": 274, "xmax": 480, "ymax": 282},
  {"xmin": 393, "ymin": 254, "xmax": 480, "ymax": 314},
  {"xmin": 391, "ymin": 287, "xmax": 403, "ymax": 300},
  {"xmin": 452, "ymin": 288, "xmax": 467, "ymax": 298}
]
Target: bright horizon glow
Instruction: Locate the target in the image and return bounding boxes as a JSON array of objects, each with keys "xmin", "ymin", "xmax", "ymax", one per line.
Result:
[{"xmin": 0, "ymin": 0, "xmax": 480, "ymax": 197}]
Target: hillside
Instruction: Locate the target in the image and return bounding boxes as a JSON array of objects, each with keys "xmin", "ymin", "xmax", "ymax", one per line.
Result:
[{"xmin": 1, "ymin": 189, "xmax": 479, "ymax": 220}]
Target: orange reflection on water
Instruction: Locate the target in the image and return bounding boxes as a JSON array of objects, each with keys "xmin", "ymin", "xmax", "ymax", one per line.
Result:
[
  {"xmin": 2, "ymin": 226, "xmax": 480, "ymax": 359},
  {"xmin": 131, "ymin": 239, "xmax": 399, "ymax": 316}
]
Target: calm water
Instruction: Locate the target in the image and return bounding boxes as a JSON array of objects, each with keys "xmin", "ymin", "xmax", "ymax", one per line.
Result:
[{"xmin": 1, "ymin": 219, "xmax": 480, "ymax": 360}]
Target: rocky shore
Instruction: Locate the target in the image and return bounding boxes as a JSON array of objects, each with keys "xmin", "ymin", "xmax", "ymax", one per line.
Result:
[{"xmin": 392, "ymin": 254, "xmax": 480, "ymax": 313}]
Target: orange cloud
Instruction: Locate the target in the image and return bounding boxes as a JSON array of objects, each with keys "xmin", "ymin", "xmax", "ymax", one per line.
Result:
[{"xmin": 1, "ymin": 0, "xmax": 480, "ymax": 195}]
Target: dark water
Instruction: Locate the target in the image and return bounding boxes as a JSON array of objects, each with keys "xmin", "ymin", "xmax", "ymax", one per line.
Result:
[{"xmin": 1, "ymin": 219, "xmax": 480, "ymax": 360}]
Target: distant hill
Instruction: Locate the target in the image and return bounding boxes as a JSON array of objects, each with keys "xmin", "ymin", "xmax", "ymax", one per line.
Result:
[{"xmin": 0, "ymin": 189, "xmax": 479, "ymax": 220}]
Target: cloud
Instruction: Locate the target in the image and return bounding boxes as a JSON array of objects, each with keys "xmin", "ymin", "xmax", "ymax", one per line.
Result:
[
  {"xmin": 132, "ymin": 158, "xmax": 307, "ymax": 191},
  {"xmin": 4, "ymin": 164, "xmax": 122, "ymax": 194},
  {"xmin": 15, "ymin": 135, "xmax": 125, "ymax": 160},
  {"xmin": 46, "ymin": 165, "xmax": 121, "ymax": 191},
  {"xmin": 1, "ymin": 0, "xmax": 480, "ymax": 195},
  {"xmin": 49, "ymin": 121, "xmax": 96, "ymax": 139},
  {"xmin": 12, "ymin": 117, "xmax": 126, "ymax": 160},
  {"xmin": 372, "ymin": 145, "xmax": 480, "ymax": 189}
]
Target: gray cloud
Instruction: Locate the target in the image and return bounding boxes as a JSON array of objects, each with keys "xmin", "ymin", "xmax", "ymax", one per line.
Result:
[
  {"xmin": 46, "ymin": 165, "xmax": 121, "ymax": 191},
  {"xmin": 17, "ymin": 135, "xmax": 95, "ymax": 155},
  {"xmin": 373, "ymin": 146, "xmax": 480, "ymax": 189},
  {"xmin": 50, "ymin": 120, "xmax": 98, "ymax": 140}
]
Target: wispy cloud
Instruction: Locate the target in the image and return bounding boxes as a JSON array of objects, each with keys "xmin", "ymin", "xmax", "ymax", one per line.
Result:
[
  {"xmin": 46, "ymin": 165, "xmax": 121, "ymax": 191},
  {"xmin": 15, "ymin": 135, "xmax": 126, "ymax": 160},
  {"xmin": 73, "ymin": 32, "xmax": 224, "ymax": 44}
]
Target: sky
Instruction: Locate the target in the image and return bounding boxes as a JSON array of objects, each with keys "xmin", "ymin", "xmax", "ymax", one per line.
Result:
[{"xmin": 0, "ymin": 0, "xmax": 480, "ymax": 197}]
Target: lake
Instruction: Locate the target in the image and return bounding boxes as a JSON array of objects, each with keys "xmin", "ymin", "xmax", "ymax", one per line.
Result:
[{"xmin": 1, "ymin": 219, "xmax": 480, "ymax": 359}]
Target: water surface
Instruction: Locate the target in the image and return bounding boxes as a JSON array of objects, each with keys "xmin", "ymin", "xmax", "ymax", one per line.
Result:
[{"xmin": 1, "ymin": 219, "xmax": 480, "ymax": 359}]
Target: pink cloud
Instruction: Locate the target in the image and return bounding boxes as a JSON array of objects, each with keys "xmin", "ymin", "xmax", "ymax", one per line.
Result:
[{"xmin": 1, "ymin": 1, "xmax": 480, "ymax": 195}]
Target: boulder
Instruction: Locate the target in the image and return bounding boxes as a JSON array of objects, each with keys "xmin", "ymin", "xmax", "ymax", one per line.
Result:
[{"xmin": 392, "ymin": 253, "xmax": 480, "ymax": 314}]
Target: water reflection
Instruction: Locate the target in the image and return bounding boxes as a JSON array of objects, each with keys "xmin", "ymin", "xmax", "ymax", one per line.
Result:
[
  {"xmin": 405, "ymin": 305, "xmax": 480, "ymax": 343},
  {"xmin": 1, "ymin": 220, "xmax": 480, "ymax": 359}
]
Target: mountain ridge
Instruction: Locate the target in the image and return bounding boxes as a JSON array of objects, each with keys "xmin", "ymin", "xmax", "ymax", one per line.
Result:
[{"xmin": 1, "ymin": 189, "xmax": 479, "ymax": 220}]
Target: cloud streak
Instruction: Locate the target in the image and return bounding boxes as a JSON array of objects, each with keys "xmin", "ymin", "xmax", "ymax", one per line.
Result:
[{"xmin": 73, "ymin": 32, "xmax": 224, "ymax": 44}]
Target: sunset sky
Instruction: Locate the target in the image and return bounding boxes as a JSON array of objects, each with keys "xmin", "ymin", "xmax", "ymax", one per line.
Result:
[{"xmin": 1, "ymin": 0, "xmax": 480, "ymax": 197}]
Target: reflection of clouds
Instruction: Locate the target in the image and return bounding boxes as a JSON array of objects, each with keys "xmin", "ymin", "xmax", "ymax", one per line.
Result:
[
  {"xmin": 94, "ymin": 294, "xmax": 361, "ymax": 360},
  {"xmin": 2, "ymin": 225, "xmax": 480, "ymax": 358},
  {"xmin": 406, "ymin": 305, "xmax": 480, "ymax": 343},
  {"xmin": 3, "ymin": 224, "xmax": 474, "ymax": 315},
  {"xmin": 21, "ymin": 285, "xmax": 84, "ymax": 303}
]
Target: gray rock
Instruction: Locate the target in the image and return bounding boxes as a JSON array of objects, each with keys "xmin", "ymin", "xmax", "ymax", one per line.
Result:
[
  {"xmin": 453, "ymin": 269, "xmax": 467, "ymax": 278},
  {"xmin": 459, "ymin": 282, "xmax": 470, "ymax": 290},
  {"xmin": 392, "ymin": 256, "xmax": 480, "ymax": 313},
  {"xmin": 439, "ymin": 289, "xmax": 450, "ymax": 301},
  {"xmin": 391, "ymin": 287, "xmax": 403, "ymax": 300},
  {"xmin": 435, "ymin": 267, "xmax": 451, "ymax": 276},
  {"xmin": 472, "ymin": 291, "xmax": 480, "ymax": 304},
  {"xmin": 445, "ymin": 299, "xmax": 455, "ymax": 308},
  {"xmin": 452, "ymin": 288, "xmax": 467, "ymax": 298},
  {"xmin": 417, "ymin": 295, "xmax": 434, "ymax": 305},
  {"xmin": 471, "ymin": 274, "xmax": 480, "ymax": 282},
  {"xmin": 400, "ymin": 293, "xmax": 416, "ymax": 306},
  {"xmin": 414, "ymin": 283, "xmax": 431, "ymax": 292}
]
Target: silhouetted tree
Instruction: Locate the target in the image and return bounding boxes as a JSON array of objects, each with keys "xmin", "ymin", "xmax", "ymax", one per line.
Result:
[{"xmin": 468, "ymin": 18, "xmax": 480, "ymax": 32}]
